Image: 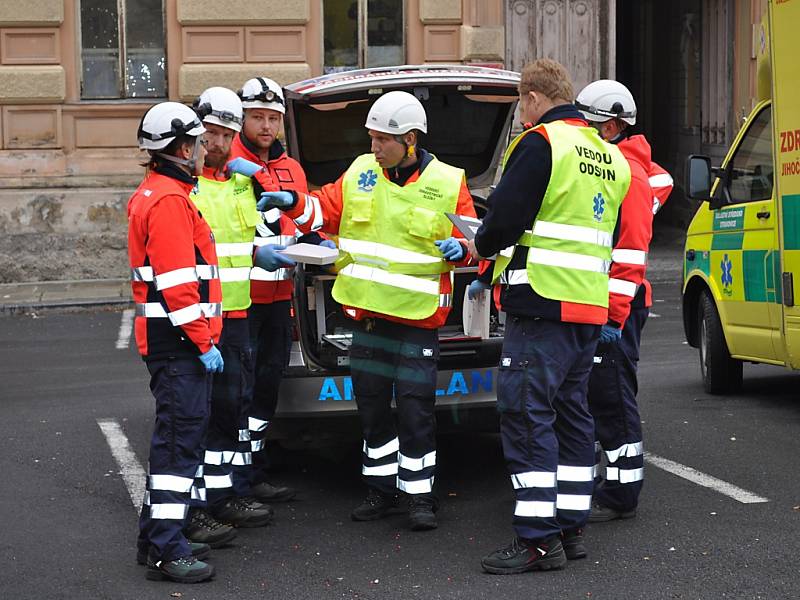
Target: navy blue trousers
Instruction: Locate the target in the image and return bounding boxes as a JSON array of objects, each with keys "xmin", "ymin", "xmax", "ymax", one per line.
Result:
[
  {"xmin": 247, "ymin": 300, "xmax": 292, "ymax": 484},
  {"xmin": 138, "ymin": 357, "xmax": 211, "ymax": 562},
  {"xmin": 350, "ymin": 318, "xmax": 439, "ymax": 498},
  {"xmin": 204, "ymin": 318, "xmax": 254, "ymax": 507},
  {"xmin": 498, "ymin": 316, "xmax": 600, "ymax": 541},
  {"xmin": 588, "ymin": 306, "xmax": 647, "ymax": 512}
]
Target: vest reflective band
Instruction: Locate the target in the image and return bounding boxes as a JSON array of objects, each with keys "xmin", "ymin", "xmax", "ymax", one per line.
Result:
[
  {"xmin": 494, "ymin": 122, "xmax": 631, "ymax": 308},
  {"xmin": 190, "ymin": 173, "xmax": 261, "ymax": 311},
  {"xmin": 333, "ymin": 153, "xmax": 463, "ymax": 320}
]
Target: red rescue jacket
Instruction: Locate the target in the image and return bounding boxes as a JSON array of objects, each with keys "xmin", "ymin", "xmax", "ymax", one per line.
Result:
[
  {"xmin": 128, "ymin": 166, "xmax": 222, "ymax": 359},
  {"xmin": 229, "ymin": 134, "xmax": 309, "ymax": 304}
]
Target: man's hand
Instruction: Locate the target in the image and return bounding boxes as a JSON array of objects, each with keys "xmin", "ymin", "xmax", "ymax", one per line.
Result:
[
  {"xmin": 226, "ymin": 157, "xmax": 263, "ymax": 177},
  {"xmin": 467, "ymin": 279, "xmax": 490, "ymax": 300},
  {"xmin": 257, "ymin": 191, "xmax": 294, "ymax": 211},
  {"xmin": 467, "ymin": 238, "xmax": 483, "ymax": 261},
  {"xmin": 599, "ymin": 324, "xmax": 622, "ymax": 344},
  {"xmin": 254, "ymin": 244, "xmax": 297, "ymax": 271},
  {"xmin": 435, "ymin": 238, "xmax": 466, "ymax": 262}
]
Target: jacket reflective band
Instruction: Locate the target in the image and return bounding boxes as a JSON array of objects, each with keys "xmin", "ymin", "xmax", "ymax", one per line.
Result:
[
  {"xmin": 149, "ymin": 474, "xmax": 194, "ymax": 492},
  {"xmin": 363, "ymin": 437, "xmax": 399, "ymax": 460},
  {"xmin": 556, "ymin": 494, "xmax": 592, "ymax": 511},
  {"xmin": 249, "ymin": 417, "xmax": 269, "ymax": 432},
  {"xmin": 294, "ymin": 194, "xmax": 322, "ymax": 227},
  {"xmin": 219, "ymin": 267, "xmax": 252, "ymax": 283},
  {"xmin": 532, "ymin": 221, "xmax": 613, "ymax": 248},
  {"xmin": 215, "ymin": 242, "xmax": 254, "ymax": 257},
  {"xmin": 609, "ymin": 278, "xmax": 637, "ymax": 297},
  {"xmin": 397, "ymin": 476, "xmax": 433, "ymax": 494},
  {"xmin": 398, "ymin": 451, "xmax": 436, "ymax": 472},
  {"xmin": 132, "ymin": 265, "xmax": 220, "ymax": 285},
  {"xmin": 250, "ymin": 266, "xmax": 292, "ymax": 281},
  {"xmin": 556, "ymin": 465, "xmax": 595, "ymax": 482},
  {"xmin": 149, "ymin": 503, "xmax": 189, "ymax": 520},
  {"xmin": 611, "ymin": 249, "xmax": 647, "ymax": 265},
  {"xmin": 254, "ymin": 235, "xmax": 297, "ymax": 247},
  {"xmin": 204, "ymin": 474, "xmax": 233, "ymax": 489},
  {"xmin": 136, "ymin": 302, "xmax": 222, "ymax": 325},
  {"xmin": 362, "ymin": 463, "xmax": 398, "ymax": 477},
  {"xmin": 339, "ymin": 237, "xmax": 442, "ymax": 265},
  {"xmin": 340, "ymin": 264, "xmax": 440, "ymax": 295},
  {"xmin": 528, "ymin": 248, "xmax": 611, "ymax": 274},
  {"xmin": 649, "ymin": 173, "xmax": 673, "ymax": 188},
  {"xmin": 606, "ymin": 467, "xmax": 644, "ymax": 483},
  {"xmin": 514, "ymin": 500, "xmax": 556, "ymax": 517},
  {"xmin": 439, "ymin": 294, "xmax": 451, "ymax": 308},
  {"xmin": 604, "ymin": 441, "xmax": 643, "ymax": 463},
  {"xmin": 511, "ymin": 471, "xmax": 556, "ymax": 489}
]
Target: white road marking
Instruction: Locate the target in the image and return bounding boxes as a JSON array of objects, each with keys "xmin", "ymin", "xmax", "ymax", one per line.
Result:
[
  {"xmin": 115, "ymin": 309, "xmax": 134, "ymax": 350},
  {"xmin": 97, "ymin": 418, "xmax": 146, "ymax": 510},
  {"xmin": 645, "ymin": 452, "xmax": 769, "ymax": 504},
  {"xmin": 648, "ymin": 311, "xmax": 661, "ymax": 318}
]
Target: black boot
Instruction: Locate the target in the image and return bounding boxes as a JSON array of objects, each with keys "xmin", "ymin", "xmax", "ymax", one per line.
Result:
[
  {"xmin": 145, "ymin": 556, "xmax": 215, "ymax": 583},
  {"xmin": 561, "ymin": 527, "xmax": 587, "ymax": 560},
  {"xmin": 212, "ymin": 496, "xmax": 274, "ymax": 528},
  {"xmin": 137, "ymin": 542, "xmax": 210, "ymax": 566},
  {"xmin": 250, "ymin": 480, "xmax": 296, "ymax": 503},
  {"xmin": 408, "ymin": 495, "xmax": 438, "ymax": 531},
  {"xmin": 350, "ymin": 488, "xmax": 401, "ymax": 521},
  {"xmin": 481, "ymin": 535, "xmax": 566, "ymax": 575},
  {"xmin": 184, "ymin": 508, "xmax": 237, "ymax": 548}
]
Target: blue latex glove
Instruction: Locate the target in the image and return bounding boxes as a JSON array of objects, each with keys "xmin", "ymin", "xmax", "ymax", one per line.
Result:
[
  {"xmin": 226, "ymin": 157, "xmax": 263, "ymax": 177},
  {"xmin": 319, "ymin": 239, "xmax": 337, "ymax": 250},
  {"xmin": 257, "ymin": 191, "xmax": 294, "ymax": 211},
  {"xmin": 599, "ymin": 324, "xmax": 622, "ymax": 344},
  {"xmin": 435, "ymin": 237, "xmax": 466, "ymax": 262},
  {"xmin": 198, "ymin": 346, "xmax": 224, "ymax": 373},
  {"xmin": 254, "ymin": 244, "xmax": 296, "ymax": 272},
  {"xmin": 467, "ymin": 278, "xmax": 491, "ymax": 300}
]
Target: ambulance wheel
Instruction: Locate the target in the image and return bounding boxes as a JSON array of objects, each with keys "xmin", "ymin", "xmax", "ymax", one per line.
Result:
[{"xmin": 698, "ymin": 290, "xmax": 743, "ymax": 394}]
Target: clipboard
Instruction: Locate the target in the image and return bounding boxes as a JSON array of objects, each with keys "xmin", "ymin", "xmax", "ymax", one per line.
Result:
[{"xmin": 446, "ymin": 213, "xmax": 482, "ymax": 240}]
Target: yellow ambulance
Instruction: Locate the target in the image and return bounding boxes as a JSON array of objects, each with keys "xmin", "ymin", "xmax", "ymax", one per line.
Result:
[{"xmin": 682, "ymin": 0, "xmax": 800, "ymax": 394}]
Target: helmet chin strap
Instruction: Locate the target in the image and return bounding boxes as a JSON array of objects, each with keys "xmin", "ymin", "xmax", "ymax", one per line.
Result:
[{"xmin": 155, "ymin": 136, "xmax": 203, "ymax": 173}]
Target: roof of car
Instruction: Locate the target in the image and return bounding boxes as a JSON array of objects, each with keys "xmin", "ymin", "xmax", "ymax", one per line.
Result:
[{"xmin": 285, "ymin": 64, "xmax": 521, "ymax": 98}]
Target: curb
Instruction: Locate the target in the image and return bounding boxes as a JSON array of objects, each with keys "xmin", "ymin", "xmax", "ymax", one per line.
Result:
[{"xmin": 0, "ymin": 297, "xmax": 133, "ymax": 315}]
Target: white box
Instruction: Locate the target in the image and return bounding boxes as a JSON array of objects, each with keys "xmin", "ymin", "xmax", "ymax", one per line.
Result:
[
  {"xmin": 278, "ymin": 243, "xmax": 339, "ymax": 265},
  {"xmin": 463, "ymin": 288, "xmax": 490, "ymax": 339}
]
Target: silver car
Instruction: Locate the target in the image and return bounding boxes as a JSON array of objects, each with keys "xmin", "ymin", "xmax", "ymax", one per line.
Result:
[{"xmin": 271, "ymin": 65, "xmax": 521, "ymax": 438}]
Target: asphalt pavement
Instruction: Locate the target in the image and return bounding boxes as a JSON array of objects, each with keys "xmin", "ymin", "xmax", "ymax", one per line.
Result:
[{"xmin": 2, "ymin": 249, "xmax": 800, "ymax": 599}]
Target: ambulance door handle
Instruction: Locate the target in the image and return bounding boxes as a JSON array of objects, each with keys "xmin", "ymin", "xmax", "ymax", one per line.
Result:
[{"xmin": 757, "ymin": 210, "xmax": 771, "ymax": 219}]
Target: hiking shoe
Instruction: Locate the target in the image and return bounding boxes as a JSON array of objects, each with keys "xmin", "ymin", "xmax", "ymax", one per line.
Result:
[
  {"xmin": 587, "ymin": 502, "xmax": 636, "ymax": 523},
  {"xmin": 408, "ymin": 495, "xmax": 438, "ymax": 531},
  {"xmin": 250, "ymin": 480, "xmax": 296, "ymax": 503},
  {"xmin": 350, "ymin": 488, "xmax": 401, "ymax": 521},
  {"xmin": 137, "ymin": 542, "xmax": 210, "ymax": 566},
  {"xmin": 184, "ymin": 508, "xmax": 237, "ymax": 548},
  {"xmin": 145, "ymin": 556, "xmax": 214, "ymax": 583},
  {"xmin": 213, "ymin": 496, "xmax": 274, "ymax": 528},
  {"xmin": 561, "ymin": 528, "xmax": 587, "ymax": 560},
  {"xmin": 481, "ymin": 535, "xmax": 566, "ymax": 575}
]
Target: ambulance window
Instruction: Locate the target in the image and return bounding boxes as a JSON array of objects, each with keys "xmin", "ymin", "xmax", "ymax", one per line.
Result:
[{"xmin": 727, "ymin": 106, "xmax": 773, "ymax": 204}]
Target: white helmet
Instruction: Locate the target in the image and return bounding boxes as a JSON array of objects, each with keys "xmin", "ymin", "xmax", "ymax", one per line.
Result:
[
  {"xmin": 137, "ymin": 102, "xmax": 205, "ymax": 151},
  {"xmin": 575, "ymin": 79, "xmax": 637, "ymax": 126},
  {"xmin": 365, "ymin": 91, "xmax": 427, "ymax": 135},
  {"xmin": 238, "ymin": 77, "xmax": 285, "ymax": 114},
  {"xmin": 194, "ymin": 86, "xmax": 243, "ymax": 132}
]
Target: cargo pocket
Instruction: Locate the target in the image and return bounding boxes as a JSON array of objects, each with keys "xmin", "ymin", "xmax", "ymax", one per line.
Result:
[
  {"xmin": 238, "ymin": 196, "xmax": 262, "ymax": 229},
  {"xmin": 350, "ymin": 196, "xmax": 373, "ymax": 223},
  {"xmin": 408, "ymin": 206, "xmax": 437, "ymax": 239},
  {"xmin": 496, "ymin": 355, "xmax": 526, "ymax": 414},
  {"xmin": 349, "ymin": 343, "xmax": 380, "ymax": 394},
  {"xmin": 397, "ymin": 340, "xmax": 438, "ymax": 400},
  {"xmin": 165, "ymin": 359, "xmax": 210, "ymax": 464}
]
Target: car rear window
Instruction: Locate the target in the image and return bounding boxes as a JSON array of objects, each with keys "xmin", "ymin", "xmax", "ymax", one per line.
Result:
[{"xmin": 292, "ymin": 87, "xmax": 515, "ymax": 187}]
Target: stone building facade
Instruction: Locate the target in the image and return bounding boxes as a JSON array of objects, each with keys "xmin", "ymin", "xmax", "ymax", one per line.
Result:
[{"xmin": 0, "ymin": 0, "xmax": 775, "ymax": 282}]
